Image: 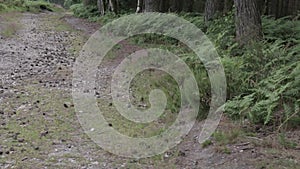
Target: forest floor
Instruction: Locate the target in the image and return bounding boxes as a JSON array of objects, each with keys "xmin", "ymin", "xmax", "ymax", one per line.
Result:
[{"xmin": 0, "ymin": 11, "xmax": 299, "ymax": 169}]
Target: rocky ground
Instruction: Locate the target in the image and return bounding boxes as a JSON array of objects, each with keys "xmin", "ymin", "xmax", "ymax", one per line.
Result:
[{"xmin": 0, "ymin": 11, "xmax": 299, "ymax": 169}]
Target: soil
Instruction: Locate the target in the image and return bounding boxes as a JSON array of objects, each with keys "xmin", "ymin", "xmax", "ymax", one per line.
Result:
[{"xmin": 0, "ymin": 12, "xmax": 299, "ymax": 169}]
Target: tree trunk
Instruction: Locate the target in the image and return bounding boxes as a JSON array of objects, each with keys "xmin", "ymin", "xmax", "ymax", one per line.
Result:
[
  {"xmin": 83, "ymin": 0, "xmax": 96, "ymax": 6},
  {"xmin": 256, "ymin": 0, "xmax": 265, "ymax": 15},
  {"xmin": 266, "ymin": 0, "xmax": 300, "ymax": 18},
  {"xmin": 159, "ymin": 0, "xmax": 170, "ymax": 12},
  {"xmin": 144, "ymin": 0, "xmax": 160, "ymax": 12},
  {"xmin": 97, "ymin": 0, "xmax": 105, "ymax": 15},
  {"xmin": 205, "ymin": 0, "xmax": 224, "ymax": 23},
  {"xmin": 234, "ymin": 0, "xmax": 262, "ymax": 45},
  {"xmin": 224, "ymin": 0, "xmax": 233, "ymax": 14},
  {"xmin": 169, "ymin": 0, "xmax": 183, "ymax": 12},
  {"xmin": 109, "ymin": 0, "xmax": 118, "ymax": 14},
  {"xmin": 136, "ymin": 0, "xmax": 143, "ymax": 13}
]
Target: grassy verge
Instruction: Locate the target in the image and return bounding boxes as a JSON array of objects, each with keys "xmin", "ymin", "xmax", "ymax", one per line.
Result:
[
  {"xmin": 0, "ymin": 0, "xmax": 63, "ymax": 13},
  {"xmin": 0, "ymin": 12, "xmax": 22, "ymax": 38},
  {"xmin": 0, "ymin": 85, "xmax": 79, "ymax": 168}
]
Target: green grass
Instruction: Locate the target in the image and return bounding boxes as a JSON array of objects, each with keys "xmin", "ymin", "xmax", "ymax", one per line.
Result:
[
  {"xmin": 0, "ymin": 12, "xmax": 22, "ymax": 38},
  {"xmin": 212, "ymin": 128, "xmax": 242, "ymax": 146},
  {"xmin": 0, "ymin": 0, "xmax": 63, "ymax": 13},
  {"xmin": 0, "ymin": 85, "xmax": 79, "ymax": 167},
  {"xmin": 278, "ymin": 133, "xmax": 298, "ymax": 149},
  {"xmin": 97, "ymin": 69, "xmax": 180, "ymax": 138},
  {"xmin": 201, "ymin": 139, "xmax": 213, "ymax": 148}
]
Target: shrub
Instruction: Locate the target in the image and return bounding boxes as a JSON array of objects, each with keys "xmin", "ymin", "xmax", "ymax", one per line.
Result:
[
  {"xmin": 70, "ymin": 3, "xmax": 99, "ymax": 18},
  {"xmin": 0, "ymin": 0, "xmax": 60, "ymax": 13},
  {"xmin": 0, "ymin": 3, "xmax": 8, "ymax": 12},
  {"xmin": 63, "ymin": 0, "xmax": 80, "ymax": 9}
]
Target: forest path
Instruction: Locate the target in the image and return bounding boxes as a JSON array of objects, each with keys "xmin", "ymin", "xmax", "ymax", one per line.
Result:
[{"xmin": 0, "ymin": 12, "xmax": 298, "ymax": 169}]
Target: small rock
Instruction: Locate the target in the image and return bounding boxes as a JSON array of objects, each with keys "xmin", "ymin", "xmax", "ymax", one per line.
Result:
[
  {"xmin": 178, "ymin": 150, "xmax": 186, "ymax": 156},
  {"xmin": 64, "ymin": 102, "xmax": 73, "ymax": 108},
  {"xmin": 40, "ymin": 130, "xmax": 49, "ymax": 137},
  {"xmin": 63, "ymin": 103, "xmax": 69, "ymax": 108},
  {"xmin": 18, "ymin": 138, "xmax": 25, "ymax": 143}
]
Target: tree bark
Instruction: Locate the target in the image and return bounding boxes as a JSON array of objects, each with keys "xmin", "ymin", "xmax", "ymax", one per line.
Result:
[
  {"xmin": 83, "ymin": 0, "xmax": 96, "ymax": 6},
  {"xmin": 266, "ymin": 0, "xmax": 300, "ymax": 18},
  {"xmin": 109, "ymin": 0, "xmax": 118, "ymax": 14},
  {"xmin": 136, "ymin": 0, "xmax": 143, "ymax": 13},
  {"xmin": 205, "ymin": 0, "xmax": 224, "ymax": 23},
  {"xmin": 168, "ymin": 0, "xmax": 183, "ymax": 12},
  {"xmin": 224, "ymin": 0, "xmax": 233, "ymax": 14},
  {"xmin": 97, "ymin": 0, "xmax": 105, "ymax": 15},
  {"xmin": 144, "ymin": 0, "xmax": 160, "ymax": 12},
  {"xmin": 234, "ymin": 0, "xmax": 263, "ymax": 45},
  {"xmin": 256, "ymin": 0, "xmax": 265, "ymax": 15},
  {"xmin": 159, "ymin": 0, "xmax": 170, "ymax": 12}
]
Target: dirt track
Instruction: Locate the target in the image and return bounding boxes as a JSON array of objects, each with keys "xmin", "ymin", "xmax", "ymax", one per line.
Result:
[{"xmin": 0, "ymin": 12, "xmax": 299, "ymax": 169}]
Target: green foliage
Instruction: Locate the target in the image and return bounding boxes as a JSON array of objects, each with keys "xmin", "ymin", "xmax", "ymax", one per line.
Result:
[
  {"xmin": 213, "ymin": 129, "xmax": 241, "ymax": 145},
  {"xmin": 63, "ymin": 0, "xmax": 80, "ymax": 9},
  {"xmin": 263, "ymin": 16, "xmax": 300, "ymax": 44},
  {"xmin": 96, "ymin": 12, "xmax": 120, "ymax": 23},
  {"xmin": 278, "ymin": 133, "xmax": 298, "ymax": 149},
  {"xmin": 0, "ymin": 3, "xmax": 8, "ymax": 11},
  {"xmin": 24, "ymin": 0, "xmax": 57, "ymax": 12},
  {"xmin": 201, "ymin": 139, "xmax": 213, "ymax": 148},
  {"xmin": 70, "ymin": 3, "xmax": 98, "ymax": 18},
  {"xmin": 123, "ymin": 12, "xmax": 299, "ymax": 128},
  {"xmin": 225, "ymin": 28, "xmax": 299, "ymax": 126},
  {"xmin": 70, "ymin": 3, "xmax": 99, "ymax": 19},
  {"xmin": 0, "ymin": 0, "xmax": 61, "ymax": 13},
  {"xmin": 72, "ymin": 9, "xmax": 299, "ymax": 128}
]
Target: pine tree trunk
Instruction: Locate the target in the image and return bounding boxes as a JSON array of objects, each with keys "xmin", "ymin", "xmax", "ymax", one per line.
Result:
[
  {"xmin": 286, "ymin": 0, "xmax": 300, "ymax": 16},
  {"xmin": 224, "ymin": 0, "xmax": 233, "ymax": 14},
  {"xmin": 187, "ymin": 0, "xmax": 194, "ymax": 12},
  {"xmin": 266, "ymin": 0, "xmax": 300, "ymax": 18},
  {"xmin": 256, "ymin": 0, "xmax": 265, "ymax": 15},
  {"xmin": 205, "ymin": 0, "xmax": 224, "ymax": 23},
  {"xmin": 136, "ymin": 0, "xmax": 143, "ymax": 13},
  {"xmin": 169, "ymin": 0, "xmax": 183, "ymax": 12},
  {"xmin": 234, "ymin": 0, "xmax": 263, "ymax": 45},
  {"xmin": 144, "ymin": 0, "xmax": 160, "ymax": 12},
  {"xmin": 83, "ymin": 0, "xmax": 96, "ymax": 6},
  {"xmin": 109, "ymin": 0, "xmax": 118, "ymax": 14},
  {"xmin": 159, "ymin": 0, "xmax": 170, "ymax": 12},
  {"xmin": 97, "ymin": 0, "xmax": 105, "ymax": 15},
  {"xmin": 183, "ymin": 0, "xmax": 194, "ymax": 12}
]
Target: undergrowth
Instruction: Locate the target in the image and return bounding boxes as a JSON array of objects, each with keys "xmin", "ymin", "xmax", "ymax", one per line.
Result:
[
  {"xmin": 70, "ymin": 3, "xmax": 120, "ymax": 23},
  {"xmin": 125, "ymin": 13, "xmax": 300, "ymax": 128},
  {"xmin": 68, "ymin": 7, "xmax": 299, "ymax": 129},
  {"xmin": 0, "ymin": 0, "xmax": 62, "ymax": 13}
]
